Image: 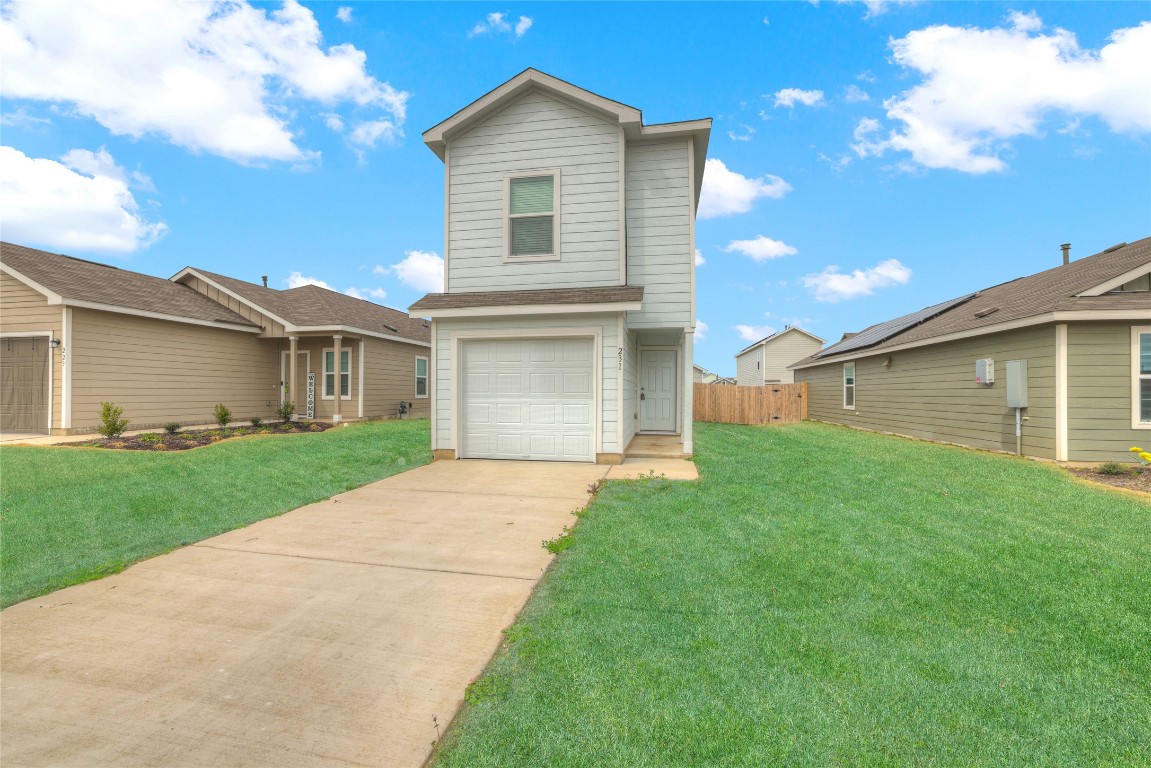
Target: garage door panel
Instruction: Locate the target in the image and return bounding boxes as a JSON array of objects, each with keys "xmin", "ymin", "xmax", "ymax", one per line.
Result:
[{"xmin": 462, "ymin": 338, "xmax": 594, "ymax": 462}]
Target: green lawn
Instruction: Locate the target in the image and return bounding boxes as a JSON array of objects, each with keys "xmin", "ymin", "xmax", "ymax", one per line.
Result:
[
  {"xmin": 434, "ymin": 421, "xmax": 1151, "ymax": 767},
  {"xmin": 0, "ymin": 419, "xmax": 430, "ymax": 608}
]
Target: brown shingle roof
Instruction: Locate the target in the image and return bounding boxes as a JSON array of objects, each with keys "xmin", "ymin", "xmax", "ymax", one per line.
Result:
[
  {"xmin": 190, "ymin": 269, "xmax": 431, "ymax": 344},
  {"xmin": 797, "ymin": 237, "xmax": 1151, "ymax": 365},
  {"xmin": 0, "ymin": 242, "xmax": 258, "ymax": 328},
  {"xmin": 409, "ymin": 285, "xmax": 644, "ymax": 312}
]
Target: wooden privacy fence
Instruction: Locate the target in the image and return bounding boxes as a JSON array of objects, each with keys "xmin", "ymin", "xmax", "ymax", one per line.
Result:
[{"xmin": 693, "ymin": 382, "xmax": 807, "ymax": 425}]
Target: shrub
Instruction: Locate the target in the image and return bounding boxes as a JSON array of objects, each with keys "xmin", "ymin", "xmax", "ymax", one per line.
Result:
[
  {"xmin": 97, "ymin": 402, "xmax": 129, "ymax": 438},
  {"xmin": 138, "ymin": 433, "xmax": 161, "ymax": 444},
  {"xmin": 1097, "ymin": 462, "xmax": 1134, "ymax": 476},
  {"xmin": 213, "ymin": 403, "xmax": 232, "ymax": 428},
  {"xmin": 163, "ymin": 422, "xmax": 181, "ymax": 434},
  {"xmin": 275, "ymin": 401, "xmax": 295, "ymax": 422},
  {"xmin": 249, "ymin": 417, "xmax": 263, "ymax": 427}
]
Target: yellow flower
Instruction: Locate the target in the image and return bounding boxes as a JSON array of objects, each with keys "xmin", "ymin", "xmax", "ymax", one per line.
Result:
[
  {"xmin": 1140, "ymin": 452, "xmax": 1151, "ymax": 463},
  {"xmin": 1131, "ymin": 446, "xmax": 1144, "ymax": 452}
]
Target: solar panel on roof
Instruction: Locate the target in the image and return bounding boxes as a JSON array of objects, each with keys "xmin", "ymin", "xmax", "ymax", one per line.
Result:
[{"xmin": 816, "ymin": 292, "xmax": 979, "ymax": 358}]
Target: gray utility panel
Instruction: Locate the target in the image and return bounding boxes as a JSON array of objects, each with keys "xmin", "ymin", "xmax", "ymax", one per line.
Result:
[{"xmin": 1006, "ymin": 360, "xmax": 1028, "ymax": 408}]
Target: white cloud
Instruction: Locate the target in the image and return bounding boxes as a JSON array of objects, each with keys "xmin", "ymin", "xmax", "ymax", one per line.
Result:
[
  {"xmin": 286, "ymin": 271, "xmax": 336, "ymax": 290},
  {"xmin": 735, "ymin": 324, "xmax": 776, "ymax": 342},
  {"xmin": 723, "ymin": 236, "xmax": 798, "ymax": 262},
  {"xmin": 852, "ymin": 15, "xmax": 1151, "ymax": 173},
  {"xmin": 470, "ymin": 12, "xmax": 532, "ymax": 38},
  {"xmin": 0, "ymin": 145, "xmax": 167, "ymax": 253},
  {"xmin": 0, "ymin": 0, "xmax": 408, "ymax": 164},
  {"xmin": 728, "ymin": 124, "xmax": 756, "ymax": 142},
  {"xmin": 773, "ymin": 88, "xmax": 825, "ymax": 108},
  {"xmin": 843, "ymin": 84, "xmax": 870, "ymax": 103},
  {"xmin": 694, "ymin": 249, "xmax": 706, "ymax": 266},
  {"xmin": 835, "ymin": 0, "xmax": 920, "ymax": 18},
  {"xmin": 376, "ymin": 249, "xmax": 444, "ymax": 293},
  {"xmin": 344, "ymin": 286, "xmax": 387, "ymax": 301},
  {"xmin": 698, "ymin": 159, "xmax": 791, "ymax": 219},
  {"xmin": 348, "ymin": 119, "xmax": 399, "ymax": 148},
  {"xmin": 694, "ymin": 320, "xmax": 708, "ymax": 341},
  {"xmin": 801, "ymin": 258, "xmax": 911, "ymax": 302},
  {"xmin": 336, "ymin": 6, "xmax": 352, "ymax": 23},
  {"xmin": 762, "ymin": 16, "xmax": 770, "ymax": 25},
  {"xmin": 323, "ymin": 113, "xmax": 345, "ymax": 132},
  {"xmin": 0, "ymin": 107, "xmax": 51, "ymax": 128}
]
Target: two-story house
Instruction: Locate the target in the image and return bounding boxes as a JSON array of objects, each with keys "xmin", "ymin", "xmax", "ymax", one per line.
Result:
[{"xmin": 410, "ymin": 70, "xmax": 710, "ymax": 463}]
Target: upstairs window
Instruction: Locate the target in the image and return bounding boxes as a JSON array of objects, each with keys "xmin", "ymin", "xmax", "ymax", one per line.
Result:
[
  {"xmin": 506, "ymin": 171, "xmax": 559, "ymax": 260},
  {"xmin": 843, "ymin": 362, "xmax": 856, "ymax": 409}
]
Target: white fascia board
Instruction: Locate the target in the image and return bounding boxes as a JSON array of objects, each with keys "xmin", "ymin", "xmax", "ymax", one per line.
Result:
[
  {"xmin": 64, "ymin": 299, "xmax": 262, "ymax": 332},
  {"xmin": 412, "ymin": 302, "xmax": 642, "ymax": 319},
  {"xmin": 0, "ymin": 263, "xmax": 63, "ymax": 303},
  {"xmin": 172, "ymin": 267, "xmax": 294, "ymax": 329},
  {"xmin": 789, "ymin": 308, "xmax": 1151, "ymax": 369},
  {"xmin": 423, "ymin": 69, "xmax": 642, "ymax": 159},
  {"xmin": 1077, "ymin": 260, "xmax": 1151, "ymax": 296},
  {"xmin": 768, "ymin": 326, "xmax": 827, "ymax": 345},
  {"xmin": 294, "ymin": 325, "xmax": 431, "ymax": 348}
]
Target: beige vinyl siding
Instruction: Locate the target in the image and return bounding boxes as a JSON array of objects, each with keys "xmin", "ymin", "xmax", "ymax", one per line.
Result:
[
  {"xmin": 625, "ymin": 139, "xmax": 691, "ymax": 328},
  {"xmin": 1066, "ymin": 321, "xmax": 1148, "ymax": 462},
  {"xmin": 796, "ymin": 325, "xmax": 1057, "ymax": 458},
  {"xmin": 180, "ymin": 275, "xmax": 286, "ymax": 336},
  {"xmin": 361, "ymin": 336, "xmax": 432, "ymax": 420},
  {"xmin": 762, "ymin": 333, "xmax": 824, "ymax": 384},
  {"xmin": 69, "ymin": 307, "xmax": 276, "ymax": 431},
  {"xmin": 447, "ymin": 89, "xmax": 621, "ymax": 291},
  {"xmin": 1, "ymin": 271, "xmax": 63, "ymax": 430},
  {"xmin": 433, "ymin": 313, "xmax": 621, "ymax": 453},
  {"xmin": 736, "ymin": 347, "xmax": 762, "ymax": 386}
]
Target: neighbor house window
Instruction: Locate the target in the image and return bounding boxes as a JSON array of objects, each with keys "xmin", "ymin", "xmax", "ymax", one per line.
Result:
[
  {"xmin": 506, "ymin": 171, "xmax": 559, "ymax": 259},
  {"xmin": 323, "ymin": 348, "xmax": 351, "ymax": 399},
  {"xmin": 415, "ymin": 356, "xmax": 429, "ymax": 398},
  {"xmin": 1136, "ymin": 328, "xmax": 1151, "ymax": 428},
  {"xmin": 843, "ymin": 362, "xmax": 856, "ymax": 409}
]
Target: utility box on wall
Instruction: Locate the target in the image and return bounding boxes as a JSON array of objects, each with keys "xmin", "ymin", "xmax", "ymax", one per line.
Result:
[
  {"xmin": 975, "ymin": 358, "xmax": 995, "ymax": 385},
  {"xmin": 1006, "ymin": 360, "xmax": 1028, "ymax": 408}
]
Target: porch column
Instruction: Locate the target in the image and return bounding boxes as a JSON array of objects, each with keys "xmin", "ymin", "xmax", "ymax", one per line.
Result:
[
  {"xmin": 288, "ymin": 335, "xmax": 299, "ymax": 421},
  {"xmin": 331, "ymin": 334, "xmax": 342, "ymax": 423}
]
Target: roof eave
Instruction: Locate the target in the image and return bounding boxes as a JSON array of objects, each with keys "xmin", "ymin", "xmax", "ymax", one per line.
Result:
[{"xmin": 409, "ymin": 301, "xmax": 642, "ymax": 319}]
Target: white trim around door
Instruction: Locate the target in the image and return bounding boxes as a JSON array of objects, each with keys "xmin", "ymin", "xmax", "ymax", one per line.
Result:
[{"xmin": 637, "ymin": 345, "xmax": 680, "ymax": 434}]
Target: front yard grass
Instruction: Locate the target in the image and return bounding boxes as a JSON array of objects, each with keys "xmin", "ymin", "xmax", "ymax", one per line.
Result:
[
  {"xmin": 0, "ymin": 419, "xmax": 430, "ymax": 608},
  {"xmin": 435, "ymin": 421, "xmax": 1150, "ymax": 767}
]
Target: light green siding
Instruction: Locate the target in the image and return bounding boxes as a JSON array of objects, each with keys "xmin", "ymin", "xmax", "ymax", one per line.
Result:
[
  {"xmin": 1066, "ymin": 321, "xmax": 1149, "ymax": 462},
  {"xmin": 796, "ymin": 325, "xmax": 1057, "ymax": 459}
]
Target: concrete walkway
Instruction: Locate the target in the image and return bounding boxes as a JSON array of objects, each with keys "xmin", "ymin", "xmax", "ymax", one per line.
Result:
[{"xmin": 1, "ymin": 461, "xmax": 612, "ymax": 768}]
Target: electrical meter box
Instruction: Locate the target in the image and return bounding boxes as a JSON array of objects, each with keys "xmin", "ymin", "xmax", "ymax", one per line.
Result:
[
  {"xmin": 975, "ymin": 358, "xmax": 995, "ymax": 385},
  {"xmin": 1006, "ymin": 360, "xmax": 1028, "ymax": 408}
]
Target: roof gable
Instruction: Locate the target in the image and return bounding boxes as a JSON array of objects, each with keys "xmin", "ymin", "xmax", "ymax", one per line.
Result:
[{"xmin": 736, "ymin": 326, "xmax": 826, "ymax": 357}]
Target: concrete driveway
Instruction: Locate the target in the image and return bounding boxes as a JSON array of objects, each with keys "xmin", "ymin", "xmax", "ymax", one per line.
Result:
[{"xmin": 0, "ymin": 460, "xmax": 611, "ymax": 768}]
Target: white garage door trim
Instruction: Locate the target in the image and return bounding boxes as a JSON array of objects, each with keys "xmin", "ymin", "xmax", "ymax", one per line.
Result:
[{"xmin": 450, "ymin": 328, "xmax": 601, "ymax": 462}]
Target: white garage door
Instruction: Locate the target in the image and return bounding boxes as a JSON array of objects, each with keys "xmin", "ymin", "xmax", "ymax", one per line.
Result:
[{"xmin": 462, "ymin": 338, "xmax": 595, "ymax": 462}]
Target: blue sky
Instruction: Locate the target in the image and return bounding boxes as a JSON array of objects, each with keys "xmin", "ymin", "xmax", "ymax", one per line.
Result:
[{"xmin": 2, "ymin": 0, "xmax": 1148, "ymax": 375}]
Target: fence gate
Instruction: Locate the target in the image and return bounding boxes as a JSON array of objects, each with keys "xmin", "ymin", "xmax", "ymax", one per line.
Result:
[{"xmin": 692, "ymin": 382, "xmax": 807, "ymax": 425}]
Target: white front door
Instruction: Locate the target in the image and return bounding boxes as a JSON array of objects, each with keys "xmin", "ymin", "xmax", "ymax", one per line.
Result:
[
  {"xmin": 461, "ymin": 338, "xmax": 595, "ymax": 462},
  {"xmin": 640, "ymin": 349, "xmax": 677, "ymax": 432}
]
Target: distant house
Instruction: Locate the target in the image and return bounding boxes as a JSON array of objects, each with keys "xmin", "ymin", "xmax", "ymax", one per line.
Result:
[
  {"xmin": 735, "ymin": 327, "xmax": 825, "ymax": 386},
  {"xmin": 0, "ymin": 242, "xmax": 431, "ymax": 435},
  {"xmin": 791, "ymin": 239, "xmax": 1151, "ymax": 463},
  {"xmin": 693, "ymin": 364, "xmax": 719, "ymax": 384}
]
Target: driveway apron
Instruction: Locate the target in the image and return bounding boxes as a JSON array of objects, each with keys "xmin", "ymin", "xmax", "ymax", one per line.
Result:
[{"xmin": 1, "ymin": 460, "xmax": 608, "ymax": 768}]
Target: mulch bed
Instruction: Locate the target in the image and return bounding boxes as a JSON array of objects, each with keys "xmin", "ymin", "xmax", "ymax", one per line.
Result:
[
  {"xmin": 62, "ymin": 421, "xmax": 333, "ymax": 451},
  {"xmin": 1067, "ymin": 465, "xmax": 1151, "ymax": 495}
]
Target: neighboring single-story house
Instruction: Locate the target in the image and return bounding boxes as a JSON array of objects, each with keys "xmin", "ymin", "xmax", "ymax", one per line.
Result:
[
  {"xmin": 0, "ymin": 242, "xmax": 431, "ymax": 435},
  {"xmin": 693, "ymin": 364, "xmax": 718, "ymax": 384},
  {"xmin": 792, "ymin": 238, "xmax": 1151, "ymax": 463},
  {"xmin": 735, "ymin": 326, "xmax": 825, "ymax": 386}
]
